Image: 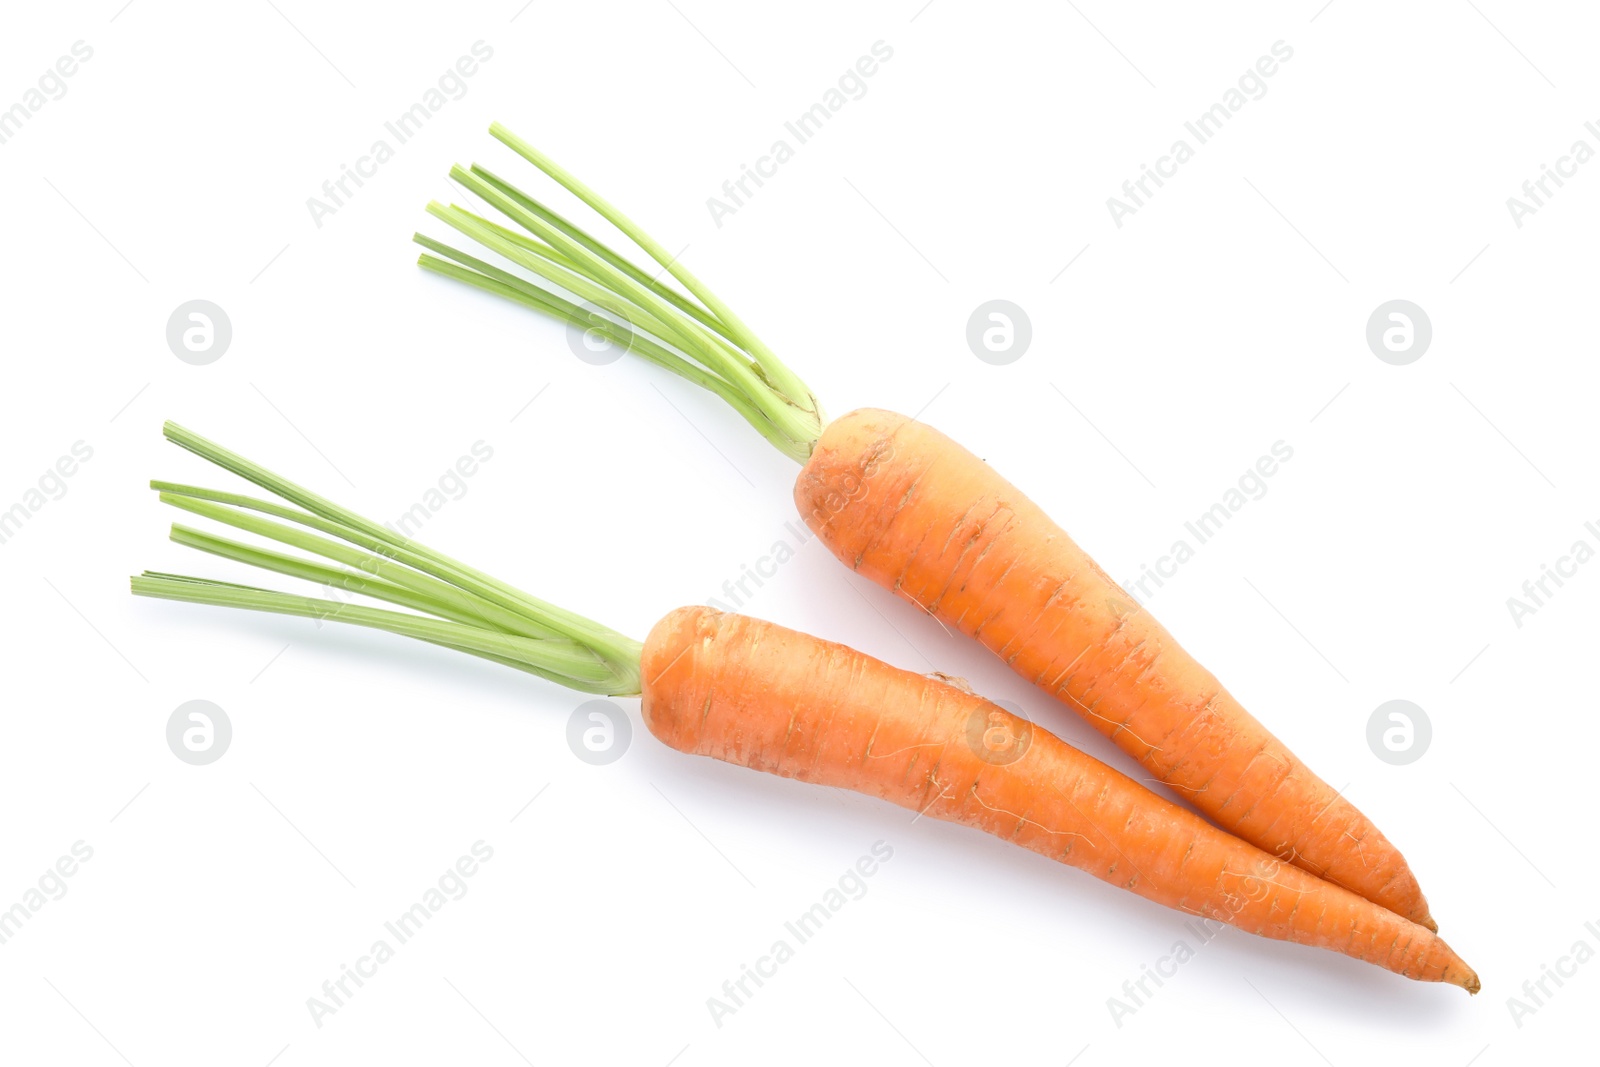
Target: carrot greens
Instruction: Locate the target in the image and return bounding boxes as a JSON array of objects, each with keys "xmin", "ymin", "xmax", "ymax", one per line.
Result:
[
  {"xmin": 413, "ymin": 123, "xmax": 823, "ymax": 463},
  {"xmin": 132, "ymin": 422, "xmax": 643, "ymax": 695}
]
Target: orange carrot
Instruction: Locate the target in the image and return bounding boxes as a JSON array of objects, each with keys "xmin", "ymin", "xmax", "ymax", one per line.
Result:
[
  {"xmin": 796, "ymin": 408, "xmax": 1434, "ymax": 929},
  {"xmin": 132, "ymin": 425, "xmax": 1475, "ymax": 991},
  {"xmin": 646, "ymin": 607, "xmax": 1472, "ymax": 989},
  {"xmin": 412, "ymin": 130, "xmax": 1441, "ymax": 931}
]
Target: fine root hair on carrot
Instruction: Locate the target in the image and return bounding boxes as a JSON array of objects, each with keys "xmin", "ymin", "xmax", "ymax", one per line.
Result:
[
  {"xmin": 965, "ymin": 786, "xmax": 1092, "ymax": 844},
  {"xmin": 863, "ymin": 741, "xmax": 943, "ymax": 760}
]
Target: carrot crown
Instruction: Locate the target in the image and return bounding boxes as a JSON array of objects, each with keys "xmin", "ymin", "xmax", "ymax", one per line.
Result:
[
  {"xmin": 132, "ymin": 422, "xmax": 644, "ymax": 696},
  {"xmin": 414, "ymin": 123, "xmax": 824, "ymax": 463}
]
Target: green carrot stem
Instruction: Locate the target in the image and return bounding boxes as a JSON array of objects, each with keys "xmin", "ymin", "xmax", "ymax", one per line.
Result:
[
  {"xmin": 415, "ymin": 124, "xmax": 825, "ymax": 462},
  {"xmin": 153, "ymin": 481, "xmax": 562, "ymax": 640},
  {"xmin": 445, "ymin": 166, "xmax": 780, "ymax": 417},
  {"xmin": 464, "ymin": 164, "xmax": 741, "ymax": 346},
  {"xmin": 412, "ymin": 250, "xmax": 809, "ymax": 461},
  {"xmin": 148, "ymin": 423, "xmax": 645, "ymax": 687},
  {"xmin": 487, "ymin": 122, "xmax": 818, "ymax": 415},
  {"xmin": 168, "ymin": 524, "xmax": 493, "ymax": 629},
  {"xmin": 427, "ymin": 200, "xmax": 701, "ymax": 363},
  {"xmin": 410, "ymin": 244, "xmax": 742, "ymax": 417},
  {"xmin": 161, "ymin": 496, "xmax": 550, "ymax": 640},
  {"xmin": 132, "ymin": 573, "xmax": 638, "ymax": 694}
]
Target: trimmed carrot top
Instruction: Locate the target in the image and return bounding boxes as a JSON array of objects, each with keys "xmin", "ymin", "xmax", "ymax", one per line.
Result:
[
  {"xmin": 417, "ymin": 123, "xmax": 823, "ymax": 462},
  {"xmin": 136, "ymin": 422, "xmax": 643, "ymax": 695}
]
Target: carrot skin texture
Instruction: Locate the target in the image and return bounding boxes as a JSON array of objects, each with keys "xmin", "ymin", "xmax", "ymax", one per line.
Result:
[
  {"xmin": 792, "ymin": 408, "xmax": 1436, "ymax": 931},
  {"xmin": 640, "ymin": 606, "xmax": 1475, "ymax": 990}
]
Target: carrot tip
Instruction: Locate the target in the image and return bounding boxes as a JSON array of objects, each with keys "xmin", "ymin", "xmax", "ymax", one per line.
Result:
[{"xmin": 1451, "ymin": 965, "xmax": 1481, "ymax": 995}]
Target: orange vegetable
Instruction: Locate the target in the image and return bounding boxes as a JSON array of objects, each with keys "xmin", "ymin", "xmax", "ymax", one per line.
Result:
[
  {"xmin": 645, "ymin": 607, "xmax": 1474, "ymax": 990},
  {"xmin": 797, "ymin": 408, "xmax": 1434, "ymax": 930}
]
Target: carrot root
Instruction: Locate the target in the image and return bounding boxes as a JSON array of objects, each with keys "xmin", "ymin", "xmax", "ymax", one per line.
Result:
[
  {"xmin": 640, "ymin": 606, "xmax": 1475, "ymax": 990},
  {"xmin": 793, "ymin": 408, "xmax": 1437, "ymax": 930}
]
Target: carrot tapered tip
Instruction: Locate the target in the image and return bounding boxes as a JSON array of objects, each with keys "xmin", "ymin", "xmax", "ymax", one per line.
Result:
[{"xmin": 1444, "ymin": 948, "xmax": 1480, "ymax": 995}]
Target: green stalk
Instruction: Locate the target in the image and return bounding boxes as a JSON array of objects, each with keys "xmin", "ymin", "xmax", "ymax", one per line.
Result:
[
  {"xmin": 415, "ymin": 124, "xmax": 826, "ymax": 462},
  {"xmin": 159, "ymin": 423, "xmax": 627, "ymax": 654},
  {"xmin": 442, "ymin": 184, "xmax": 806, "ymax": 451},
  {"xmin": 446, "ymin": 166, "xmax": 785, "ymax": 422},
  {"xmin": 413, "ymin": 248, "xmax": 811, "ymax": 462},
  {"xmin": 465, "ymin": 165, "xmax": 742, "ymax": 347},
  {"xmin": 153, "ymin": 479, "xmax": 561, "ymax": 638},
  {"xmin": 427, "ymin": 200, "xmax": 698, "ymax": 361},
  {"xmin": 487, "ymin": 123, "xmax": 818, "ymax": 414},
  {"xmin": 135, "ymin": 423, "xmax": 646, "ymax": 695},
  {"xmin": 158, "ymin": 491, "xmax": 558, "ymax": 641},
  {"xmin": 133, "ymin": 573, "xmax": 633, "ymax": 693},
  {"xmin": 168, "ymin": 524, "xmax": 495, "ymax": 629}
]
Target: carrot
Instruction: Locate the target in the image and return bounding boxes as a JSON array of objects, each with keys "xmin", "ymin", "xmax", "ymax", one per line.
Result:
[
  {"xmin": 647, "ymin": 607, "xmax": 1476, "ymax": 992},
  {"xmin": 795, "ymin": 408, "xmax": 1434, "ymax": 930},
  {"xmin": 131, "ymin": 423, "xmax": 1476, "ymax": 991},
  {"xmin": 414, "ymin": 125, "xmax": 1440, "ymax": 931}
]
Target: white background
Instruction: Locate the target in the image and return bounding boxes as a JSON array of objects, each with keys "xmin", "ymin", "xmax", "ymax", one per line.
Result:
[{"xmin": 1, "ymin": 1, "xmax": 1595, "ymax": 1064}]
